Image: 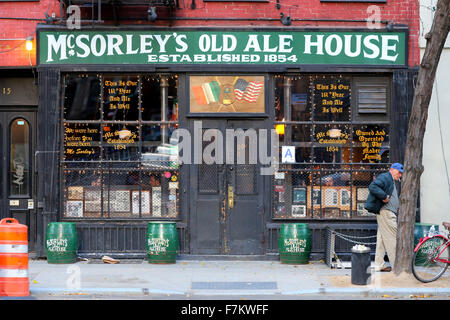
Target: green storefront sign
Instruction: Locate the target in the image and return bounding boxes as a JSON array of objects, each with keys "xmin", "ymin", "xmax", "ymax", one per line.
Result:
[{"xmin": 39, "ymin": 30, "xmax": 406, "ymax": 66}]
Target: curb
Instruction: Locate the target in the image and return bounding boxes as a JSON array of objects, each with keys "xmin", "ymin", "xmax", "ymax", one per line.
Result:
[
  {"xmin": 30, "ymin": 287, "xmax": 185, "ymax": 295},
  {"xmin": 283, "ymin": 287, "xmax": 450, "ymax": 296},
  {"xmin": 29, "ymin": 286, "xmax": 450, "ymax": 297}
]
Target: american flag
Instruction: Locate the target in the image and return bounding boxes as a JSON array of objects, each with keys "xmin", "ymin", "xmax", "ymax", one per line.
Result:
[{"xmin": 234, "ymin": 78, "xmax": 264, "ymax": 103}]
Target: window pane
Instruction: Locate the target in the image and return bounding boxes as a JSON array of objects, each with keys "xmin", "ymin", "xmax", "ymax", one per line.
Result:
[
  {"xmin": 313, "ymin": 124, "xmax": 351, "ymax": 163},
  {"xmin": 352, "ymin": 124, "xmax": 390, "ymax": 163},
  {"xmin": 64, "ymin": 168, "xmax": 101, "ymax": 218},
  {"xmin": 102, "ymin": 124, "xmax": 139, "ymax": 161},
  {"xmin": 102, "ymin": 170, "xmax": 139, "ymax": 218},
  {"xmin": 167, "ymin": 76, "xmax": 179, "ymax": 122},
  {"xmin": 312, "ymin": 75, "xmax": 351, "ymax": 121},
  {"xmin": 9, "ymin": 118, "xmax": 30, "ymax": 196},
  {"xmin": 103, "ymin": 75, "xmax": 139, "ymax": 121},
  {"xmin": 64, "ymin": 123, "xmax": 101, "ymax": 161},
  {"xmin": 64, "ymin": 75, "xmax": 101, "ymax": 120},
  {"xmin": 291, "ymin": 125, "xmax": 312, "ymax": 163},
  {"xmin": 311, "ymin": 169, "xmax": 351, "ymax": 219},
  {"xmin": 142, "ymin": 124, "xmax": 178, "ymax": 146},
  {"xmin": 141, "ymin": 75, "xmax": 178, "ymax": 121},
  {"xmin": 291, "ymin": 77, "xmax": 311, "ymax": 121},
  {"xmin": 273, "ymin": 170, "xmax": 311, "ymax": 219},
  {"xmin": 274, "ymin": 76, "xmax": 284, "ymax": 121},
  {"xmin": 141, "ymin": 170, "xmax": 179, "ymax": 218},
  {"xmin": 141, "ymin": 124, "xmax": 178, "ymax": 170},
  {"xmin": 141, "ymin": 76, "xmax": 161, "ymax": 121}
]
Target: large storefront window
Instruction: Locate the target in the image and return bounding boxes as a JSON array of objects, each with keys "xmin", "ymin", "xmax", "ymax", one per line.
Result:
[
  {"xmin": 62, "ymin": 74, "xmax": 179, "ymax": 219},
  {"xmin": 274, "ymin": 74, "xmax": 390, "ymax": 220}
]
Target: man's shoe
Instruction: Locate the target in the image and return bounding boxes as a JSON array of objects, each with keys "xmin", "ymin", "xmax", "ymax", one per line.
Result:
[{"xmin": 380, "ymin": 266, "xmax": 392, "ymax": 272}]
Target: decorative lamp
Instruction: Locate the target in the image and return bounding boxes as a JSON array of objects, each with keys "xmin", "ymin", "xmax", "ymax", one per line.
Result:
[{"xmin": 25, "ymin": 36, "xmax": 34, "ymax": 51}]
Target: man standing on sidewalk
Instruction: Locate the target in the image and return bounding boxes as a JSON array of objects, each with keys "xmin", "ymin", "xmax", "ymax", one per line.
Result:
[{"xmin": 364, "ymin": 163, "xmax": 403, "ymax": 272}]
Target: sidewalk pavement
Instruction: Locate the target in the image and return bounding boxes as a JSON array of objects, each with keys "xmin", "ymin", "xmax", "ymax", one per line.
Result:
[{"xmin": 25, "ymin": 258, "xmax": 450, "ymax": 299}]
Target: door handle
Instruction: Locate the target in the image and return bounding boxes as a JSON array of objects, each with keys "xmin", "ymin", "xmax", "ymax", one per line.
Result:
[{"xmin": 228, "ymin": 185, "xmax": 234, "ymax": 209}]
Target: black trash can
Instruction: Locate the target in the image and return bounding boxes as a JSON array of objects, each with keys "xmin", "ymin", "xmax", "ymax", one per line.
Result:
[{"xmin": 351, "ymin": 246, "xmax": 371, "ymax": 285}]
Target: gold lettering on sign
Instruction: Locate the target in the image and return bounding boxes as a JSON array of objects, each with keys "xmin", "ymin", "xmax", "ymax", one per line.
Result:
[
  {"xmin": 64, "ymin": 125, "xmax": 100, "ymax": 158},
  {"xmin": 104, "ymin": 130, "xmax": 137, "ymax": 150},
  {"xmin": 315, "ymin": 130, "xmax": 349, "ymax": 144},
  {"xmin": 314, "ymin": 80, "xmax": 350, "ymax": 114},
  {"xmin": 104, "ymin": 78, "xmax": 137, "ymax": 111},
  {"xmin": 355, "ymin": 129, "xmax": 387, "ymax": 161}
]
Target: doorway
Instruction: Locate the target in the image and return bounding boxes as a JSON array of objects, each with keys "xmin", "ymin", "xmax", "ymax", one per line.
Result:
[
  {"xmin": 0, "ymin": 110, "xmax": 37, "ymax": 251},
  {"xmin": 188, "ymin": 118, "xmax": 269, "ymax": 255}
]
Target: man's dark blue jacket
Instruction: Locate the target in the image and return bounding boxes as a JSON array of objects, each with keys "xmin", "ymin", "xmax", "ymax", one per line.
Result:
[{"xmin": 364, "ymin": 172, "xmax": 394, "ymax": 214}]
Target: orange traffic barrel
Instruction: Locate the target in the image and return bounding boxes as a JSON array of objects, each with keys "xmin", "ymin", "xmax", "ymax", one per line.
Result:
[{"xmin": 0, "ymin": 218, "xmax": 29, "ymax": 296}]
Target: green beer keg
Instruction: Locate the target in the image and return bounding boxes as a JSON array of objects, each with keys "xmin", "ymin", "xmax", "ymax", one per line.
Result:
[
  {"xmin": 278, "ymin": 223, "xmax": 311, "ymax": 264},
  {"xmin": 146, "ymin": 222, "xmax": 178, "ymax": 264},
  {"xmin": 414, "ymin": 223, "xmax": 439, "ymax": 266},
  {"xmin": 45, "ymin": 222, "xmax": 78, "ymax": 264},
  {"xmin": 414, "ymin": 223, "xmax": 439, "ymax": 246}
]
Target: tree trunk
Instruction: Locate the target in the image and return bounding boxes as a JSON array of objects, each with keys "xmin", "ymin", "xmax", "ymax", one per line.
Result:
[{"xmin": 394, "ymin": 0, "xmax": 450, "ymax": 275}]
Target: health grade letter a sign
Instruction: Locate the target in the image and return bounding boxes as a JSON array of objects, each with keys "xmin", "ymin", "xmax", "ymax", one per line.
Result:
[
  {"xmin": 282, "ymin": 146, "xmax": 296, "ymax": 163},
  {"xmin": 39, "ymin": 30, "xmax": 406, "ymax": 66}
]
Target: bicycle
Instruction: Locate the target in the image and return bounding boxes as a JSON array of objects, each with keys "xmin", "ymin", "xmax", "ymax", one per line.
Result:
[{"xmin": 412, "ymin": 222, "xmax": 450, "ymax": 283}]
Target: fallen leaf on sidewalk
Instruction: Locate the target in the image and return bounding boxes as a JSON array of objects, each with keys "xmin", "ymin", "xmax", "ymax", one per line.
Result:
[
  {"xmin": 410, "ymin": 294, "xmax": 426, "ymax": 299},
  {"xmin": 102, "ymin": 255, "xmax": 120, "ymax": 264},
  {"xmin": 382, "ymin": 294, "xmax": 390, "ymax": 298},
  {"xmin": 65, "ymin": 292, "xmax": 88, "ymax": 296}
]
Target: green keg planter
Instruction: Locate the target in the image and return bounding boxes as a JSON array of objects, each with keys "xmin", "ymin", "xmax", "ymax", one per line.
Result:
[
  {"xmin": 45, "ymin": 222, "xmax": 78, "ymax": 264},
  {"xmin": 146, "ymin": 222, "xmax": 178, "ymax": 264},
  {"xmin": 414, "ymin": 223, "xmax": 439, "ymax": 245},
  {"xmin": 278, "ymin": 223, "xmax": 311, "ymax": 264},
  {"xmin": 414, "ymin": 223, "xmax": 439, "ymax": 266}
]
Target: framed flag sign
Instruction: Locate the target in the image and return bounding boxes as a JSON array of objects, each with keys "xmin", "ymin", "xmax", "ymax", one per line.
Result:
[{"xmin": 189, "ymin": 75, "xmax": 265, "ymax": 114}]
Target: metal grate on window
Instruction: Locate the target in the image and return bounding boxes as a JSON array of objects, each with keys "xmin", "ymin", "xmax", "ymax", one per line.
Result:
[
  {"xmin": 198, "ymin": 164, "xmax": 219, "ymax": 194},
  {"xmin": 272, "ymin": 165, "xmax": 387, "ymax": 220},
  {"xmin": 235, "ymin": 164, "xmax": 257, "ymax": 195}
]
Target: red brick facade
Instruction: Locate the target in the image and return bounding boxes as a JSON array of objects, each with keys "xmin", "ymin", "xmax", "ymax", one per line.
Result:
[
  {"xmin": 0, "ymin": 0, "xmax": 419, "ymax": 67},
  {"xmin": 0, "ymin": 0, "xmax": 60, "ymax": 66}
]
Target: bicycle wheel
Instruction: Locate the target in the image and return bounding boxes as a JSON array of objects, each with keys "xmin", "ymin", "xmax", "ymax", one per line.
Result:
[{"xmin": 412, "ymin": 236, "xmax": 449, "ymax": 283}]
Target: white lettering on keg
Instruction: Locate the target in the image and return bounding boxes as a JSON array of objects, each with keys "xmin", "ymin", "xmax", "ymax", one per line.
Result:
[
  {"xmin": 148, "ymin": 238, "xmax": 170, "ymax": 254},
  {"xmin": 46, "ymin": 238, "xmax": 69, "ymax": 252},
  {"xmin": 284, "ymin": 238, "xmax": 307, "ymax": 253},
  {"xmin": 420, "ymin": 240, "xmax": 440, "ymax": 255}
]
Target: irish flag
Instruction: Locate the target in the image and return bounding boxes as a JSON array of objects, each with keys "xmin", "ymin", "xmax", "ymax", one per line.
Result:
[{"xmin": 192, "ymin": 81, "xmax": 221, "ymax": 105}]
